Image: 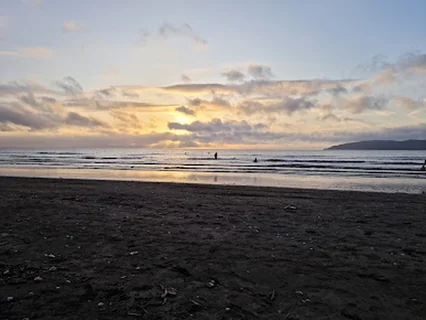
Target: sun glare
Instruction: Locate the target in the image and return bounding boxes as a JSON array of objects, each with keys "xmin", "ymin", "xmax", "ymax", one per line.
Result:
[{"xmin": 174, "ymin": 114, "xmax": 191, "ymax": 124}]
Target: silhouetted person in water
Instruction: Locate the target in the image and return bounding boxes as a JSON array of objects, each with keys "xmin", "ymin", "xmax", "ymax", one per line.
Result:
[
  {"xmin": 421, "ymin": 160, "xmax": 426, "ymax": 171},
  {"xmin": 253, "ymin": 157, "xmax": 258, "ymax": 163},
  {"xmin": 214, "ymin": 152, "xmax": 218, "ymax": 160}
]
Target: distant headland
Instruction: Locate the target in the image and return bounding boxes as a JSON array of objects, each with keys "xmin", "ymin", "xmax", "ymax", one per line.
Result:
[{"xmin": 325, "ymin": 140, "xmax": 426, "ymax": 150}]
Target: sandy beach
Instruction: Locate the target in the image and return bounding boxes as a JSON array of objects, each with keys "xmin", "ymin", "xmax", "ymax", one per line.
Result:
[{"xmin": 0, "ymin": 177, "xmax": 425, "ymax": 319}]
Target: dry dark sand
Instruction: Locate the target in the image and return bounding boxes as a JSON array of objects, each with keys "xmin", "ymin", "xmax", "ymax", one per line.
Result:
[{"xmin": 0, "ymin": 177, "xmax": 425, "ymax": 320}]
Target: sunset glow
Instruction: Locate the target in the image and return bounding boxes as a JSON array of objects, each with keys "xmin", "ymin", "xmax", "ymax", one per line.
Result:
[{"xmin": 0, "ymin": 0, "xmax": 425, "ymax": 149}]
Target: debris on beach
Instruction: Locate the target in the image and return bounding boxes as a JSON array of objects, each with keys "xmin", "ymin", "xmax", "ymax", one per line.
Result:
[
  {"xmin": 45, "ymin": 253, "xmax": 56, "ymax": 258},
  {"xmin": 160, "ymin": 284, "xmax": 178, "ymax": 298},
  {"xmin": 34, "ymin": 276, "xmax": 43, "ymax": 282},
  {"xmin": 207, "ymin": 279, "xmax": 216, "ymax": 288},
  {"xmin": 295, "ymin": 290, "xmax": 304, "ymax": 296},
  {"xmin": 284, "ymin": 204, "xmax": 297, "ymax": 211},
  {"xmin": 49, "ymin": 266, "xmax": 57, "ymax": 272},
  {"xmin": 189, "ymin": 299, "xmax": 201, "ymax": 306},
  {"xmin": 128, "ymin": 312, "xmax": 143, "ymax": 317},
  {"xmin": 97, "ymin": 302, "xmax": 104, "ymax": 307},
  {"xmin": 129, "ymin": 251, "xmax": 139, "ymax": 256},
  {"xmin": 6, "ymin": 296, "xmax": 14, "ymax": 302}
]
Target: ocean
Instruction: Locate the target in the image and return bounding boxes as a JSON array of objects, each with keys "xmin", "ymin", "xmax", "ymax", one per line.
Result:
[{"xmin": 0, "ymin": 149, "xmax": 425, "ymax": 194}]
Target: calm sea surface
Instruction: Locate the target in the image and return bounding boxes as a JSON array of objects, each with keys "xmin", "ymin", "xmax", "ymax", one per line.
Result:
[{"xmin": 0, "ymin": 149, "xmax": 425, "ymax": 194}]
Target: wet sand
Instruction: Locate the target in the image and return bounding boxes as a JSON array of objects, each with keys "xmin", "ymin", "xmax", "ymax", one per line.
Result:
[{"xmin": 0, "ymin": 177, "xmax": 425, "ymax": 319}]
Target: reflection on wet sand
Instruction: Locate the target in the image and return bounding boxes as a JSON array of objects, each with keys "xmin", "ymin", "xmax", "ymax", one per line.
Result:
[{"xmin": 0, "ymin": 167, "xmax": 424, "ymax": 194}]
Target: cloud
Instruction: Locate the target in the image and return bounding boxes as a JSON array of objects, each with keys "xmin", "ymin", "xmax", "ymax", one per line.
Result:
[
  {"xmin": 0, "ymin": 47, "xmax": 53, "ymax": 59},
  {"xmin": 187, "ymin": 96, "xmax": 231, "ymax": 108},
  {"xmin": 64, "ymin": 96, "xmax": 175, "ymax": 111},
  {"xmin": 13, "ymin": 91, "xmax": 66, "ymax": 121},
  {"xmin": 188, "ymin": 98, "xmax": 202, "ymax": 106},
  {"xmin": 21, "ymin": 0, "xmax": 43, "ymax": 7},
  {"xmin": 393, "ymin": 96, "xmax": 426, "ymax": 111},
  {"xmin": 359, "ymin": 52, "xmax": 426, "ymax": 87},
  {"xmin": 167, "ymin": 121, "xmax": 293, "ymax": 146},
  {"xmin": 65, "ymin": 112, "xmax": 106, "ymax": 127},
  {"xmin": 239, "ymin": 96, "xmax": 316, "ymax": 116},
  {"xmin": 55, "ymin": 76, "xmax": 83, "ymax": 96},
  {"xmin": 167, "ymin": 118, "xmax": 274, "ymax": 144},
  {"xmin": 164, "ymin": 83, "xmax": 232, "ymax": 94},
  {"xmin": 268, "ymin": 97, "xmax": 316, "ymax": 115},
  {"xmin": 235, "ymin": 79, "xmax": 355, "ymax": 96},
  {"xmin": 316, "ymin": 104, "xmax": 356, "ymax": 122},
  {"xmin": 396, "ymin": 52, "xmax": 426, "ymax": 74},
  {"xmin": 327, "ymin": 85, "xmax": 348, "ymax": 97},
  {"xmin": 317, "ymin": 104, "xmax": 335, "ymax": 120},
  {"xmin": 319, "ymin": 114, "xmax": 342, "ymax": 122},
  {"xmin": 210, "ymin": 96, "xmax": 231, "ymax": 107},
  {"xmin": 0, "ymin": 81, "xmax": 57, "ymax": 97},
  {"xmin": 2, "ymin": 122, "xmax": 425, "ymax": 148},
  {"xmin": 181, "ymin": 74, "xmax": 191, "ymax": 83},
  {"xmin": 344, "ymin": 95, "xmax": 389, "ymax": 114},
  {"xmin": 122, "ymin": 90, "xmax": 140, "ymax": 99},
  {"xmin": 352, "ymin": 83, "xmax": 372, "ymax": 94},
  {"xmin": 357, "ymin": 54, "xmax": 391, "ymax": 73},
  {"xmin": 40, "ymin": 96, "xmax": 57, "ymax": 104},
  {"xmin": 176, "ymin": 106, "xmax": 195, "ymax": 116},
  {"xmin": 247, "ymin": 63, "xmax": 274, "ymax": 80},
  {"xmin": 137, "ymin": 23, "xmax": 207, "ymax": 47},
  {"xmin": 1, "ymin": 60, "xmax": 425, "ymax": 148},
  {"xmin": 62, "ymin": 20, "xmax": 87, "ymax": 33},
  {"xmin": 373, "ymin": 68, "xmax": 396, "ymax": 86},
  {"xmin": 168, "ymin": 118, "xmax": 266, "ymax": 133},
  {"xmin": 1, "ymin": 76, "xmax": 424, "ymax": 146},
  {"xmin": 0, "ymin": 132, "xmax": 197, "ymax": 148},
  {"xmin": 94, "ymin": 87, "xmax": 117, "ymax": 99},
  {"xmin": 221, "ymin": 69, "xmax": 246, "ymax": 82},
  {"xmin": 159, "ymin": 23, "xmax": 207, "ymax": 46},
  {"xmin": 117, "ymin": 79, "xmax": 357, "ymax": 98},
  {"xmin": 1, "ymin": 90, "xmax": 67, "ymax": 130},
  {"xmin": 17, "ymin": 91, "xmax": 58, "ymax": 114},
  {"xmin": 0, "ymin": 89, "xmax": 106, "ymax": 131},
  {"xmin": 0, "ymin": 103, "xmax": 59, "ymax": 130},
  {"xmin": 238, "ymin": 100, "xmax": 264, "ymax": 116},
  {"xmin": 0, "ymin": 123, "xmax": 16, "ymax": 132},
  {"xmin": 110, "ymin": 110, "xmax": 141, "ymax": 133}
]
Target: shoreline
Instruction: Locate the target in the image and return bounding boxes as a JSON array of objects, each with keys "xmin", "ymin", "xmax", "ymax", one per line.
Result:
[
  {"xmin": 0, "ymin": 175, "xmax": 424, "ymax": 196},
  {"xmin": 1, "ymin": 176, "xmax": 426, "ymax": 319},
  {"xmin": 1, "ymin": 166, "xmax": 425, "ymax": 194}
]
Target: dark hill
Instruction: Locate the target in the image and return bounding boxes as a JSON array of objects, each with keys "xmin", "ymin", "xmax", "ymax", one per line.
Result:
[{"xmin": 325, "ymin": 140, "xmax": 426, "ymax": 150}]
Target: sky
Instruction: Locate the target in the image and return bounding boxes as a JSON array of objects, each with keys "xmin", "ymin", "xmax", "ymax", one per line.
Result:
[{"xmin": 0, "ymin": 0, "xmax": 425, "ymax": 149}]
